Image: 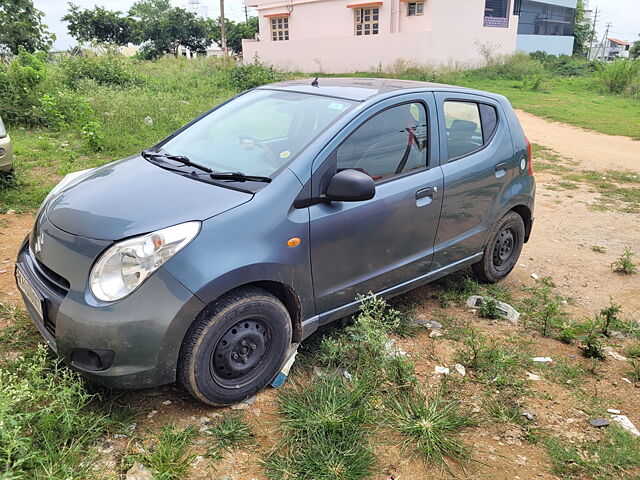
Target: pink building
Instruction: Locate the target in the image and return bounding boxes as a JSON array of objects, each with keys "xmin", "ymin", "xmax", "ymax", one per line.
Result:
[{"xmin": 242, "ymin": 0, "xmax": 520, "ymax": 73}]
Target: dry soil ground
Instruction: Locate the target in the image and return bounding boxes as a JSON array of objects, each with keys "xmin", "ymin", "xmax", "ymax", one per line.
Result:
[{"xmin": 0, "ymin": 111, "xmax": 639, "ymax": 479}]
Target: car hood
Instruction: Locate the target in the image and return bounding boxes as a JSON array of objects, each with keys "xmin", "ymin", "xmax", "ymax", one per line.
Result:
[{"xmin": 46, "ymin": 155, "xmax": 253, "ymax": 240}]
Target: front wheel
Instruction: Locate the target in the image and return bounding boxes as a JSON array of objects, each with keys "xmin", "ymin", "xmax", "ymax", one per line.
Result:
[
  {"xmin": 178, "ymin": 287, "xmax": 292, "ymax": 406},
  {"xmin": 472, "ymin": 211, "xmax": 525, "ymax": 283}
]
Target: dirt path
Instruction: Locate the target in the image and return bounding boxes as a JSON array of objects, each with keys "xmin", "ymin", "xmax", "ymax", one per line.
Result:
[
  {"xmin": 516, "ymin": 109, "xmax": 640, "ymax": 172},
  {"xmin": 1, "ymin": 114, "xmax": 640, "ymax": 479}
]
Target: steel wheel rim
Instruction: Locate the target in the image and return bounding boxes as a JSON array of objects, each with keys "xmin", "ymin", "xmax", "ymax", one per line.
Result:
[
  {"xmin": 210, "ymin": 318, "xmax": 271, "ymax": 387},
  {"xmin": 492, "ymin": 227, "xmax": 517, "ymax": 272}
]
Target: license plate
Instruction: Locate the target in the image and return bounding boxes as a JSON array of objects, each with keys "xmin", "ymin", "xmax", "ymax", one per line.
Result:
[{"xmin": 15, "ymin": 266, "xmax": 44, "ymax": 322}]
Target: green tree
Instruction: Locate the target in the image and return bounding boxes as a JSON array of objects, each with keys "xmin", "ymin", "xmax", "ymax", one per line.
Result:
[
  {"xmin": 572, "ymin": 0, "xmax": 591, "ymax": 57},
  {"xmin": 62, "ymin": 3, "xmax": 137, "ymax": 46},
  {"xmin": 630, "ymin": 35, "xmax": 640, "ymax": 60},
  {"xmin": 129, "ymin": 0, "xmax": 213, "ymax": 58},
  {"xmin": 0, "ymin": 0, "xmax": 55, "ymax": 55},
  {"xmin": 63, "ymin": 0, "xmax": 215, "ymax": 59},
  {"xmin": 209, "ymin": 17, "xmax": 258, "ymax": 55}
]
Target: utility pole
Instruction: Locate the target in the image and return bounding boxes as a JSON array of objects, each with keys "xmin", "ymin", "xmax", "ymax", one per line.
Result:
[
  {"xmin": 219, "ymin": 0, "xmax": 228, "ymax": 57},
  {"xmin": 601, "ymin": 22, "xmax": 611, "ymax": 61},
  {"xmin": 588, "ymin": 6, "xmax": 598, "ymax": 59},
  {"xmin": 244, "ymin": 4, "xmax": 249, "ymax": 22}
]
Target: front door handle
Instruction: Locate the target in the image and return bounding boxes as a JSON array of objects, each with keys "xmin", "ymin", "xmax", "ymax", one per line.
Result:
[
  {"xmin": 495, "ymin": 162, "xmax": 507, "ymax": 172},
  {"xmin": 415, "ymin": 187, "xmax": 433, "ymax": 200}
]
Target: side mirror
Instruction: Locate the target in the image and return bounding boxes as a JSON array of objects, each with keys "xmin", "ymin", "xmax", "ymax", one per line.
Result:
[{"xmin": 326, "ymin": 169, "xmax": 375, "ymax": 202}]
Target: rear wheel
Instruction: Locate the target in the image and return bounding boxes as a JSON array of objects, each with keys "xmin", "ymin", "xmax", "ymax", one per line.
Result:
[
  {"xmin": 472, "ymin": 211, "xmax": 525, "ymax": 283},
  {"xmin": 178, "ymin": 287, "xmax": 292, "ymax": 406}
]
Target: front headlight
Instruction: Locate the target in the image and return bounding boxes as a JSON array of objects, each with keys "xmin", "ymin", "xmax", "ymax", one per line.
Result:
[{"xmin": 89, "ymin": 221, "xmax": 201, "ymax": 302}]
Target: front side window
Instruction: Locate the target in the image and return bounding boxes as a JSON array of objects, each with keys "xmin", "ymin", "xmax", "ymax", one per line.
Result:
[
  {"xmin": 161, "ymin": 90, "xmax": 356, "ymax": 177},
  {"xmin": 407, "ymin": 2, "xmax": 424, "ymax": 16},
  {"xmin": 271, "ymin": 16, "xmax": 289, "ymax": 41},
  {"xmin": 355, "ymin": 7, "xmax": 379, "ymax": 35},
  {"xmin": 336, "ymin": 102, "xmax": 428, "ymax": 182}
]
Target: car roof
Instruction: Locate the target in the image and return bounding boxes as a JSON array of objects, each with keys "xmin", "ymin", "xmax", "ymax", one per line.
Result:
[{"xmin": 259, "ymin": 77, "xmax": 479, "ymax": 102}]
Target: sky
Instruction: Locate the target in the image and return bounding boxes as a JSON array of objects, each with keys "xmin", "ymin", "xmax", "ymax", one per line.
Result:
[
  {"xmin": 35, "ymin": 0, "xmax": 257, "ymax": 50},
  {"xmin": 35, "ymin": 0, "xmax": 639, "ymax": 50},
  {"xmin": 585, "ymin": 0, "xmax": 640, "ymax": 42}
]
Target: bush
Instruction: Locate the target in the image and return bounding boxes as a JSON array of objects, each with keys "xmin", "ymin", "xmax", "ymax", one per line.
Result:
[
  {"xmin": 60, "ymin": 55, "xmax": 143, "ymax": 89},
  {"xmin": 595, "ymin": 59, "xmax": 640, "ymax": 96},
  {"xmin": 529, "ymin": 52, "xmax": 594, "ymax": 77},
  {"xmin": 0, "ymin": 48, "xmax": 49, "ymax": 126},
  {"xmin": 219, "ymin": 61, "xmax": 286, "ymax": 92},
  {"xmin": 480, "ymin": 52, "xmax": 546, "ymax": 81},
  {"xmin": 0, "ymin": 49, "xmax": 98, "ymax": 129}
]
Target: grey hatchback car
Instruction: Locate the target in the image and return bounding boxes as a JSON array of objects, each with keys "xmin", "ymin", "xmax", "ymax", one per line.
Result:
[{"xmin": 16, "ymin": 78, "xmax": 534, "ymax": 405}]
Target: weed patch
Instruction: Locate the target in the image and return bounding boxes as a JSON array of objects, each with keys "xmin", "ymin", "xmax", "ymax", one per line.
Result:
[
  {"xmin": 127, "ymin": 424, "xmax": 197, "ymax": 480},
  {"xmin": 204, "ymin": 413, "xmax": 253, "ymax": 460},
  {"xmin": 0, "ymin": 345, "xmax": 130, "ymax": 479},
  {"xmin": 546, "ymin": 426, "xmax": 640, "ymax": 479}
]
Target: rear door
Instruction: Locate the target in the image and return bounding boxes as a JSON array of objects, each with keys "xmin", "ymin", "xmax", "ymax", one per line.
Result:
[
  {"xmin": 431, "ymin": 92, "xmax": 515, "ymax": 269},
  {"xmin": 309, "ymin": 94, "xmax": 444, "ymax": 315}
]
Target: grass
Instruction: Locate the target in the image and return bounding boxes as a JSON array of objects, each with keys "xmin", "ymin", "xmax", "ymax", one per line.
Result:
[
  {"xmin": 127, "ymin": 424, "xmax": 197, "ymax": 480},
  {"xmin": 386, "ymin": 392, "xmax": 475, "ymax": 467},
  {"xmin": 0, "ymin": 345, "xmax": 132, "ymax": 480},
  {"xmin": 204, "ymin": 412, "xmax": 253, "ymax": 460},
  {"xmin": 266, "ymin": 296, "xmax": 476, "ymax": 478},
  {"xmin": 546, "ymin": 426, "xmax": 640, "ymax": 479}
]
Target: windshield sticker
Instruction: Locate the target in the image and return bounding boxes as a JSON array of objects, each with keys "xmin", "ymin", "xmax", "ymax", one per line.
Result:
[
  {"xmin": 328, "ymin": 102, "xmax": 345, "ymax": 111},
  {"xmin": 279, "ymin": 150, "xmax": 291, "ymax": 159}
]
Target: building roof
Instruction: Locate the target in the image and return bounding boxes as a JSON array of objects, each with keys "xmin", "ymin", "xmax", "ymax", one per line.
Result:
[
  {"xmin": 608, "ymin": 38, "xmax": 630, "ymax": 46},
  {"xmin": 260, "ymin": 77, "xmax": 470, "ymax": 101}
]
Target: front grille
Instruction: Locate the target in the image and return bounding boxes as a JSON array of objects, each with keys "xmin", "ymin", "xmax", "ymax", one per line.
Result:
[{"xmin": 29, "ymin": 249, "xmax": 70, "ymax": 298}]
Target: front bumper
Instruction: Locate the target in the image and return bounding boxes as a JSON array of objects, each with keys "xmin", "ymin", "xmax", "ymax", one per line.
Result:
[{"xmin": 15, "ymin": 217, "xmax": 205, "ymax": 388}]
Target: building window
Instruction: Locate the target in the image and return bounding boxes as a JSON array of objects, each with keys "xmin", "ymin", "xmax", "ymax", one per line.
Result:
[
  {"xmin": 407, "ymin": 2, "xmax": 424, "ymax": 16},
  {"xmin": 484, "ymin": 0, "xmax": 509, "ymax": 27},
  {"xmin": 355, "ymin": 7, "xmax": 379, "ymax": 35},
  {"xmin": 517, "ymin": 0, "xmax": 575, "ymax": 36},
  {"xmin": 270, "ymin": 16, "xmax": 289, "ymax": 41},
  {"xmin": 513, "ymin": 0, "xmax": 522, "ymax": 15}
]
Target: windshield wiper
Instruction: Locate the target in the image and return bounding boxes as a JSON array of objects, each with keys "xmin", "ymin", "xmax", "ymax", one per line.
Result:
[
  {"xmin": 142, "ymin": 149, "xmax": 213, "ymax": 174},
  {"xmin": 209, "ymin": 172, "xmax": 272, "ymax": 183}
]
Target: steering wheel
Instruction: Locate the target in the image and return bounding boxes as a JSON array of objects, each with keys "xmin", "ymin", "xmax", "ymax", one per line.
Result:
[{"xmin": 238, "ymin": 135, "xmax": 282, "ymax": 170}]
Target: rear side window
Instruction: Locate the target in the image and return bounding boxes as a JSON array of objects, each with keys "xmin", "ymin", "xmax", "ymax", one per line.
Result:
[
  {"xmin": 444, "ymin": 101, "xmax": 483, "ymax": 159},
  {"xmin": 444, "ymin": 101, "xmax": 499, "ymax": 160},
  {"xmin": 336, "ymin": 102, "xmax": 428, "ymax": 182}
]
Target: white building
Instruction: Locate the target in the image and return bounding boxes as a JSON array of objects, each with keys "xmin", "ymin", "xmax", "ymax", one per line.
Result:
[
  {"xmin": 515, "ymin": 0, "xmax": 577, "ymax": 56},
  {"xmin": 589, "ymin": 38, "xmax": 630, "ymax": 61}
]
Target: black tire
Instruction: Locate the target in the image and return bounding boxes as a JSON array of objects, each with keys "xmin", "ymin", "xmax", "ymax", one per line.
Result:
[
  {"xmin": 178, "ymin": 287, "xmax": 292, "ymax": 406},
  {"xmin": 472, "ymin": 211, "xmax": 525, "ymax": 283}
]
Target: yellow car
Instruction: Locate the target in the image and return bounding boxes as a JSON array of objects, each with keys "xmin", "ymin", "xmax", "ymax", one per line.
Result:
[{"xmin": 0, "ymin": 115, "xmax": 13, "ymax": 175}]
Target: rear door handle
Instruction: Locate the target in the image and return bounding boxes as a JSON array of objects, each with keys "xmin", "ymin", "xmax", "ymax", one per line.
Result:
[
  {"xmin": 415, "ymin": 187, "xmax": 433, "ymax": 200},
  {"xmin": 495, "ymin": 162, "xmax": 507, "ymax": 172}
]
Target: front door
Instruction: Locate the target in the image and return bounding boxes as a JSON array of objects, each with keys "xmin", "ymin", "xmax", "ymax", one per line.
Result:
[
  {"xmin": 431, "ymin": 93, "xmax": 516, "ymax": 269},
  {"xmin": 309, "ymin": 96, "xmax": 444, "ymax": 315}
]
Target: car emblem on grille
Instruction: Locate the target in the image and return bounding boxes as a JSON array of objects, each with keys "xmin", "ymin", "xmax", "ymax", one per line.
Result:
[{"xmin": 34, "ymin": 233, "xmax": 45, "ymax": 254}]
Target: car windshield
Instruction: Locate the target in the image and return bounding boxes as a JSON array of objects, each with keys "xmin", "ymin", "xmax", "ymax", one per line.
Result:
[
  {"xmin": 160, "ymin": 89, "xmax": 356, "ymax": 177},
  {"xmin": 0, "ymin": 116, "xmax": 6, "ymax": 138}
]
